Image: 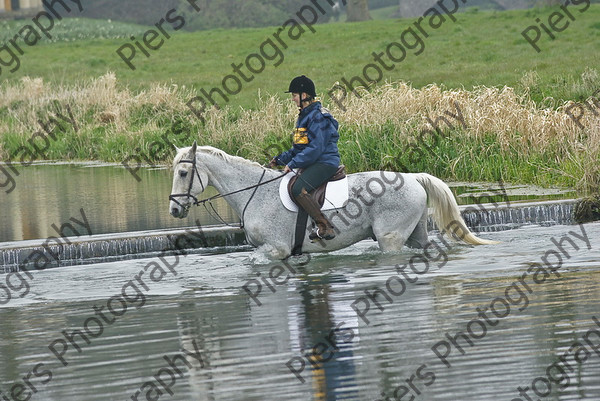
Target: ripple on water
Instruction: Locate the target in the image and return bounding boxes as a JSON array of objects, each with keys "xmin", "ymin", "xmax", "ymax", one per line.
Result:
[{"xmin": 0, "ymin": 223, "xmax": 599, "ymax": 400}]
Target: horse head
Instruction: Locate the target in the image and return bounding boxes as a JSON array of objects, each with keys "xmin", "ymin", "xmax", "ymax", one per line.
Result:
[{"xmin": 169, "ymin": 141, "xmax": 209, "ymax": 218}]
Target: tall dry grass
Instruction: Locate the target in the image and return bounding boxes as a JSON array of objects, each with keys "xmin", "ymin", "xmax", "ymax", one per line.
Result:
[
  {"xmin": 0, "ymin": 72, "xmax": 599, "ymax": 192},
  {"xmin": 0, "ymin": 73, "xmax": 195, "ymax": 135}
]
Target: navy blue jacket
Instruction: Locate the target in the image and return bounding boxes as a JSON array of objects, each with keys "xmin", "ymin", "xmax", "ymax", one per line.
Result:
[{"xmin": 275, "ymin": 102, "xmax": 341, "ymax": 169}]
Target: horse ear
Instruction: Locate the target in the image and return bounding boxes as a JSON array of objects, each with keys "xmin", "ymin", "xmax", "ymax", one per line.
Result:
[
  {"xmin": 184, "ymin": 141, "xmax": 198, "ymax": 159},
  {"xmin": 174, "ymin": 145, "xmax": 181, "ymax": 152}
]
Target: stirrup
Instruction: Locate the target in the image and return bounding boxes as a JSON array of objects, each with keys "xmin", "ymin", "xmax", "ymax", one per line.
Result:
[{"xmin": 309, "ymin": 227, "xmax": 335, "ymax": 241}]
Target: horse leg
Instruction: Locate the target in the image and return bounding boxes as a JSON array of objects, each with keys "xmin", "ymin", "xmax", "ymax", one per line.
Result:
[
  {"xmin": 371, "ymin": 202, "xmax": 424, "ymax": 252},
  {"xmin": 405, "ymin": 210, "xmax": 429, "ymax": 249},
  {"xmin": 375, "ymin": 232, "xmax": 407, "ymax": 252},
  {"xmin": 372, "ymin": 221, "xmax": 413, "ymax": 252},
  {"xmin": 254, "ymin": 242, "xmax": 293, "ymax": 260}
]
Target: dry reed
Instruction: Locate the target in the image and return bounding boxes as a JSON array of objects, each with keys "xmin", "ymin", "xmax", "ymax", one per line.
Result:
[{"xmin": 1, "ymin": 71, "xmax": 598, "ymax": 192}]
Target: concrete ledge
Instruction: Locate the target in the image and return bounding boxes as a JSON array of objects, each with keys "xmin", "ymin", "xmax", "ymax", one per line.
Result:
[
  {"xmin": 449, "ymin": 199, "xmax": 577, "ymax": 232},
  {"xmin": 0, "ymin": 199, "xmax": 581, "ymax": 271},
  {"xmin": 1, "ymin": 225, "xmax": 249, "ymax": 272}
]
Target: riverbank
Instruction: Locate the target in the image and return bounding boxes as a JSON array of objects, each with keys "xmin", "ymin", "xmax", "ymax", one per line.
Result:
[
  {"xmin": 1, "ymin": 6, "xmax": 600, "ymax": 192},
  {"xmin": 0, "ymin": 73, "xmax": 599, "ymax": 193}
]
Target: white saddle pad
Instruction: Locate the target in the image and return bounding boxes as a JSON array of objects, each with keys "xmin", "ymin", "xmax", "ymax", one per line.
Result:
[{"xmin": 279, "ymin": 173, "xmax": 349, "ymax": 212}]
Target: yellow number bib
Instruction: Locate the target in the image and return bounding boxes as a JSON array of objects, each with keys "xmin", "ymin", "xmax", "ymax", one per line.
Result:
[{"xmin": 293, "ymin": 127, "xmax": 309, "ymax": 145}]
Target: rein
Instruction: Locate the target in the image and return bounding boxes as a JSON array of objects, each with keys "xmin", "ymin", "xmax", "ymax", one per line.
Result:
[{"xmin": 169, "ymin": 154, "xmax": 288, "ymax": 228}]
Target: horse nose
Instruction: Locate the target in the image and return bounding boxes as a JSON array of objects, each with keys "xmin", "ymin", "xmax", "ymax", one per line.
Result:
[{"xmin": 171, "ymin": 207, "xmax": 180, "ymax": 217}]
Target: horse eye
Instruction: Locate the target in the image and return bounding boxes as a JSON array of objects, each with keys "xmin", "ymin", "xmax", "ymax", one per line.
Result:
[{"xmin": 179, "ymin": 170, "xmax": 188, "ymax": 178}]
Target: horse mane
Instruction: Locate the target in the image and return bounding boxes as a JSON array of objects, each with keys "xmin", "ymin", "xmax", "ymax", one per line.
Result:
[{"xmin": 173, "ymin": 145, "xmax": 264, "ymax": 169}]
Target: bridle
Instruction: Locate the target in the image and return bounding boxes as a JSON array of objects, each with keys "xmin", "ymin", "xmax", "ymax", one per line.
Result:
[
  {"xmin": 168, "ymin": 154, "xmax": 206, "ymax": 212},
  {"xmin": 168, "ymin": 151, "xmax": 287, "ymax": 227}
]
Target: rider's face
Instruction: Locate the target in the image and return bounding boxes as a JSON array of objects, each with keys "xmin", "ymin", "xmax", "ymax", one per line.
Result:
[
  {"xmin": 292, "ymin": 92, "xmax": 312, "ymax": 109},
  {"xmin": 292, "ymin": 93, "xmax": 301, "ymax": 108}
]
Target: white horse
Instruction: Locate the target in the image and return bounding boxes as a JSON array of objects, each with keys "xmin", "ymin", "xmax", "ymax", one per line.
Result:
[{"xmin": 169, "ymin": 142, "xmax": 497, "ymax": 259}]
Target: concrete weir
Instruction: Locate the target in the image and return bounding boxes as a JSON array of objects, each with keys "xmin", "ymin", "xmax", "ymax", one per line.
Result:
[
  {"xmin": 1, "ymin": 225, "xmax": 249, "ymax": 272},
  {"xmin": 456, "ymin": 198, "xmax": 577, "ymax": 232},
  {"xmin": 0, "ymin": 199, "xmax": 580, "ymax": 271}
]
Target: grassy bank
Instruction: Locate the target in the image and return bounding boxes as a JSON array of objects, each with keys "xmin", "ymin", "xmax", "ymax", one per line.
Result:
[
  {"xmin": 1, "ymin": 6, "xmax": 600, "ymax": 108},
  {"xmin": 1, "ymin": 71, "xmax": 599, "ymax": 193},
  {"xmin": 1, "ymin": 6, "xmax": 600, "ymax": 193}
]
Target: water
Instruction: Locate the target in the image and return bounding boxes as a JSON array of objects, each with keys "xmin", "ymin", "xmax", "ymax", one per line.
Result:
[
  {"xmin": 0, "ymin": 225, "xmax": 249, "ymax": 271},
  {"xmin": 0, "ymin": 199, "xmax": 578, "ymax": 271},
  {"xmin": 0, "ymin": 162, "xmax": 238, "ymax": 242},
  {"xmin": 460, "ymin": 199, "xmax": 576, "ymax": 232},
  {"xmin": 0, "ymin": 163, "xmax": 576, "ymax": 242},
  {"xmin": 1, "ymin": 222, "xmax": 599, "ymax": 401}
]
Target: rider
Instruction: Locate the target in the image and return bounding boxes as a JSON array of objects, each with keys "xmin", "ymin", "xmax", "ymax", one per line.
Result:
[{"xmin": 270, "ymin": 75, "xmax": 341, "ymax": 240}]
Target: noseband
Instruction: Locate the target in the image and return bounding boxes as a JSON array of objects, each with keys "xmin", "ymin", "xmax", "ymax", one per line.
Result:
[
  {"xmin": 168, "ymin": 150, "xmax": 289, "ymax": 227},
  {"xmin": 168, "ymin": 153, "xmax": 206, "ymax": 209}
]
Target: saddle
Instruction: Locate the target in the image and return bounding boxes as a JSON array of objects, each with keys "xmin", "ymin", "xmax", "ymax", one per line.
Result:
[{"xmin": 288, "ymin": 165, "xmax": 346, "ymax": 208}]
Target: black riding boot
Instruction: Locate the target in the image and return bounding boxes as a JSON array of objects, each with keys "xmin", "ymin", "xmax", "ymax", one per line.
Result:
[{"xmin": 295, "ymin": 188, "xmax": 336, "ymax": 240}]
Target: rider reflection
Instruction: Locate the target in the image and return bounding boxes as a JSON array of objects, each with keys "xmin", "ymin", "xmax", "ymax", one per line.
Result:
[{"xmin": 295, "ymin": 274, "xmax": 360, "ymax": 400}]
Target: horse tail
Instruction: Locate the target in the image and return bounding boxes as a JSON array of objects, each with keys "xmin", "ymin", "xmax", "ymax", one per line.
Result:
[{"xmin": 413, "ymin": 173, "xmax": 499, "ymax": 245}]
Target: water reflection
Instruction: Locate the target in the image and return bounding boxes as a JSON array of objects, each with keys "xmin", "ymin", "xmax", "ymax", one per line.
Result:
[
  {"xmin": 0, "ymin": 163, "xmax": 578, "ymax": 243},
  {"xmin": 0, "ymin": 163, "xmax": 237, "ymax": 242},
  {"xmin": 295, "ymin": 274, "xmax": 359, "ymax": 400},
  {"xmin": 0, "ymin": 223, "xmax": 600, "ymax": 400}
]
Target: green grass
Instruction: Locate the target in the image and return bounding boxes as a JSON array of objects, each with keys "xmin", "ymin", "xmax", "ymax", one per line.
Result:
[
  {"xmin": 1, "ymin": 5, "xmax": 599, "ymax": 109},
  {"xmin": 1, "ymin": 6, "xmax": 600, "ymax": 192},
  {"xmin": 0, "ymin": 18, "xmax": 149, "ymax": 43},
  {"xmin": 369, "ymin": 5, "xmax": 397, "ymax": 20}
]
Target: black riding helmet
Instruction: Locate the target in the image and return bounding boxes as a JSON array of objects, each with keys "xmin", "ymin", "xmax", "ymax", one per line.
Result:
[{"xmin": 286, "ymin": 75, "xmax": 316, "ymax": 105}]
